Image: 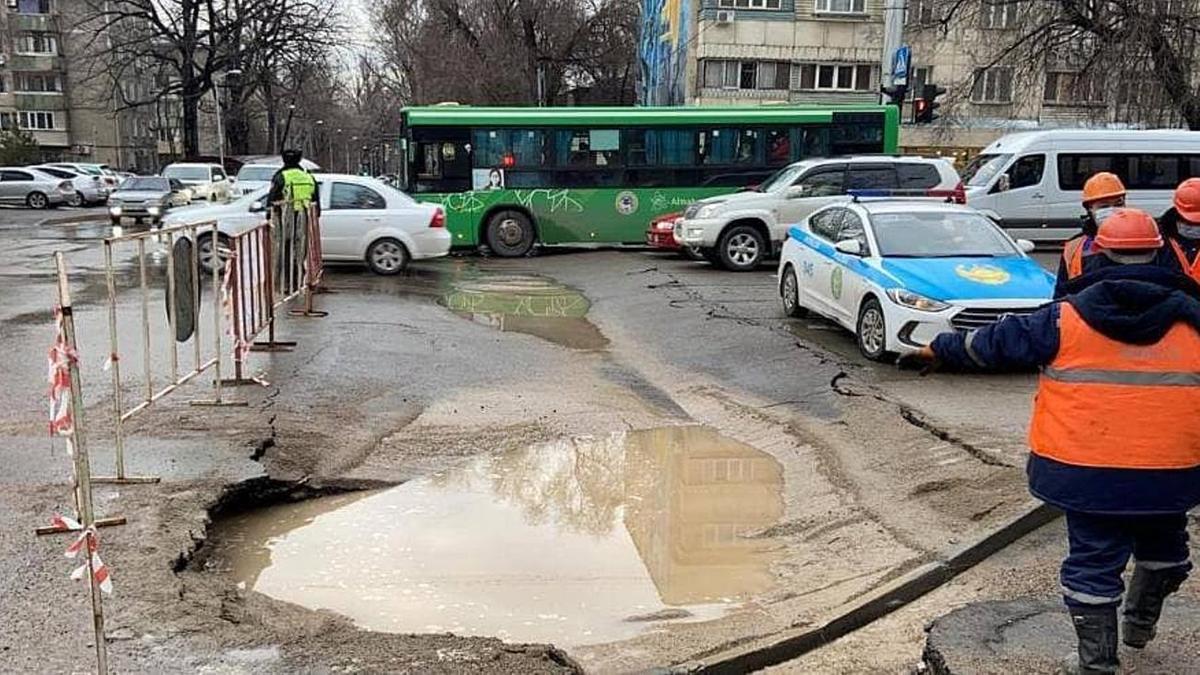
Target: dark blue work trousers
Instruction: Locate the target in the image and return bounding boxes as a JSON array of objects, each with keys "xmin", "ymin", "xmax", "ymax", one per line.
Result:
[{"xmin": 1061, "ymin": 511, "xmax": 1192, "ymax": 608}]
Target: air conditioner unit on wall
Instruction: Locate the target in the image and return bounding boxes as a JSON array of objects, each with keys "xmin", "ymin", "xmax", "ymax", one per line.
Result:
[
  {"xmin": 715, "ymin": 9, "xmax": 735, "ymax": 23},
  {"xmin": 4, "ymin": 0, "xmax": 15, "ymax": 8}
]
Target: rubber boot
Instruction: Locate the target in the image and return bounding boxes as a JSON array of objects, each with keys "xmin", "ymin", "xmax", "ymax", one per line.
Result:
[
  {"xmin": 1061, "ymin": 606, "xmax": 1119, "ymax": 675},
  {"xmin": 1122, "ymin": 565, "xmax": 1188, "ymax": 648}
]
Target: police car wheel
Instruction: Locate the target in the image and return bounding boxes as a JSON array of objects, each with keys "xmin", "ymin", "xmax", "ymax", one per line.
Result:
[
  {"xmin": 717, "ymin": 225, "xmax": 764, "ymax": 272},
  {"xmin": 781, "ymin": 266, "xmax": 807, "ymax": 318},
  {"xmin": 856, "ymin": 297, "xmax": 891, "ymax": 361}
]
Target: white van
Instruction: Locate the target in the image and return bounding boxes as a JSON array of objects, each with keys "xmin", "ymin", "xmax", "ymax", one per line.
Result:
[{"xmin": 962, "ymin": 129, "xmax": 1200, "ymax": 241}]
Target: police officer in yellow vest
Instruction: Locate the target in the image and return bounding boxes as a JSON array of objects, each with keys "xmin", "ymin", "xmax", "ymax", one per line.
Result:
[{"xmin": 268, "ymin": 149, "xmax": 316, "ymax": 210}]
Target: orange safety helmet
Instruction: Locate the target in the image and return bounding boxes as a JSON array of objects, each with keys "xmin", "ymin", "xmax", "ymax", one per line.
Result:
[
  {"xmin": 1093, "ymin": 208, "xmax": 1163, "ymax": 250},
  {"xmin": 1081, "ymin": 172, "xmax": 1126, "ymax": 206},
  {"xmin": 1174, "ymin": 178, "xmax": 1200, "ymax": 222}
]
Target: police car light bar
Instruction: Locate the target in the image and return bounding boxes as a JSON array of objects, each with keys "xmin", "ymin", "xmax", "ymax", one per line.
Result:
[{"xmin": 847, "ymin": 183, "xmax": 967, "ymax": 204}]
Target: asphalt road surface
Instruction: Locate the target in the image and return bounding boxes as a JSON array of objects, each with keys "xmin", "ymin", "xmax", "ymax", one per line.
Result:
[{"xmin": 1, "ymin": 215, "xmax": 1194, "ymax": 673}]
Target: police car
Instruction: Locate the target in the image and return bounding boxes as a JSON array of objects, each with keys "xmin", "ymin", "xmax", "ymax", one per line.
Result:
[{"xmin": 778, "ymin": 196, "xmax": 1054, "ymax": 360}]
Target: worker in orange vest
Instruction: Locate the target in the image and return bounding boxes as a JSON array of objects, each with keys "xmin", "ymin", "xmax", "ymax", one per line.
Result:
[
  {"xmin": 908, "ymin": 209, "xmax": 1200, "ymax": 674},
  {"xmin": 1054, "ymin": 172, "xmax": 1126, "ymax": 297},
  {"xmin": 1165, "ymin": 178, "xmax": 1200, "ymax": 281}
]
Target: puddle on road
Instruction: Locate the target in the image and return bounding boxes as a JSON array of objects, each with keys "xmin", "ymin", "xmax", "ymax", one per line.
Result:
[
  {"xmin": 440, "ymin": 274, "xmax": 608, "ymax": 350},
  {"xmin": 212, "ymin": 426, "xmax": 784, "ymax": 647}
]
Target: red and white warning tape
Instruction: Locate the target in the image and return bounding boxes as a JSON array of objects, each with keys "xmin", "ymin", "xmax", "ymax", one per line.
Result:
[
  {"xmin": 47, "ymin": 306, "xmax": 76, "ymax": 440},
  {"xmin": 57, "ymin": 518, "xmax": 113, "ymax": 594}
]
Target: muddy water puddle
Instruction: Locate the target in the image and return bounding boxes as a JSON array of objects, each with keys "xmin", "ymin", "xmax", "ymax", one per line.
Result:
[
  {"xmin": 212, "ymin": 426, "xmax": 784, "ymax": 646},
  {"xmin": 441, "ymin": 274, "xmax": 608, "ymax": 350}
]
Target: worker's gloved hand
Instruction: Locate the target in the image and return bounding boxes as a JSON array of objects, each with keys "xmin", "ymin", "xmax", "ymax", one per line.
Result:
[{"xmin": 896, "ymin": 345, "xmax": 940, "ymax": 376}]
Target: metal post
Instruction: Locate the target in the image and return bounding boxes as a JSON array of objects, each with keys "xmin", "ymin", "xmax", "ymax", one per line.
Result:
[
  {"xmin": 93, "ymin": 242, "xmax": 160, "ymax": 486},
  {"xmin": 53, "ymin": 252, "xmax": 109, "ymax": 675},
  {"xmin": 214, "ymin": 80, "xmax": 226, "ymax": 178},
  {"xmin": 192, "ymin": 226, "xmax": 246, "ymax": 408},
  {"xmin": 137, "ymin": 239, "xmax": 152, "ymax": 404}
]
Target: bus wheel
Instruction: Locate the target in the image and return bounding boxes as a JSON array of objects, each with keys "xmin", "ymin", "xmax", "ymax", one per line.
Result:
[{"xmin": 485, "ymin": 210, "xmax": 535, "ymax": 257}]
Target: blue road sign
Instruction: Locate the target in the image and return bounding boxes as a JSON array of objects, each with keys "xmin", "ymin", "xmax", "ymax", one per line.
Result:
[{"xmin": 892, "ymin": 45, "xmax": 911, "ymax": 86}]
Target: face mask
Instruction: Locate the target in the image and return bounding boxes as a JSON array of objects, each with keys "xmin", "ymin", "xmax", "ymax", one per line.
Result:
[
  {"xmin": 1091, "ymin": 206, "xmax": 1118, "ymax": 226},
  {"xmin": 1180, "ymin": 223, "xmax": 1200, "ymax": 240}
]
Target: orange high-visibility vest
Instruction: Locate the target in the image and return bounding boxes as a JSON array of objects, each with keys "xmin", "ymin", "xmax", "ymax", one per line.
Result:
[
  {"xmin": 1029, "ymin": 303, "xmax": 1200, "ymax": 470},
  {"xmin": 1063, "ymin": 236, "xmax": 1095, "ymax": 279},
  {"xmin": 1168, "ymin": 239, "xmax": 1200, "ymax": 282}
]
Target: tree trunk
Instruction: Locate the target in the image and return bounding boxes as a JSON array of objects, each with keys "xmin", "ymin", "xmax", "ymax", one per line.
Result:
[
  {"xmin": 182, "ymin": 90, "xmax": 200, "ymax": 158},
  {"xmin": 1144, "ymin": 31, "xmax": 1200, "ymax": 129},
  {"xmin": 226, "ymin": 82, "xmax": 250, "ymax": 155}
]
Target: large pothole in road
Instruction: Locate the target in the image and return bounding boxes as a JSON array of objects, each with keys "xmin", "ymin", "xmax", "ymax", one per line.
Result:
[{"xmin": 206, "ymin": 426, "xmax": 784, "ymax": 647}]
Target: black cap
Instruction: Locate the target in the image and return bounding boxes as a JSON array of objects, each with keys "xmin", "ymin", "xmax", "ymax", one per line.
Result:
[{"xmin": 281, "ymin": 149, "xmax": 302, "ymax": 165}]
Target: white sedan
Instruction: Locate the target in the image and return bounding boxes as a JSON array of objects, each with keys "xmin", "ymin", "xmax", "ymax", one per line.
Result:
[
  {"xmin": 777, "ymin": 199, "xmax": 1054, "ymax": 360},
  {"xmin": 163, "ymin": 174, "xmax": 451, "ymax": 274}
]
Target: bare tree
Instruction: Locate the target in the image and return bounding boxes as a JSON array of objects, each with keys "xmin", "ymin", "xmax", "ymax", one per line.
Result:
[
  {"xmin": 78, "ymin": 0, "xmax": 344, "ymax": 158},
  {"xmin": 913, "ymin": 0, "xmax": 1200, "ymax": 129}
]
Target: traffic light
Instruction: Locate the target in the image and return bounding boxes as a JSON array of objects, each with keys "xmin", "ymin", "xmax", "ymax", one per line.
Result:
[
  {"xmin": 880, "ymin": 84, "xmax": 907, "ymax": 107},
  {"xmin": 914, "ymin": 83, "xmax": 947, "ymax": 124}
]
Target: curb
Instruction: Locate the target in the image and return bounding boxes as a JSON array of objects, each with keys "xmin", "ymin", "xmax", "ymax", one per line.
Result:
[
  {"xmin": 37, "ymin": 212, "xmax": 107, "ymax": 227},
  {"xmin": 673, "ymin": 502, "xmax": 1062, "ymax": 674}
]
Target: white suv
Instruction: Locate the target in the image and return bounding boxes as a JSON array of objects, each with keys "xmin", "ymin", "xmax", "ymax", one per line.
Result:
[
  {"xmin": 676, "ymin": 156, "xmax": 964, "ymax": 271},
  {"xmin": 161, "ymin": 162, "xmax": 233, "ymax": 201}
]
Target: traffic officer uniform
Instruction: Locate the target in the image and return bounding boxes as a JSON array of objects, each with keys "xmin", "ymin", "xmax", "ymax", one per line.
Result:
[
  {"xmin": 924, "ymin": 209, "xmax": 1200, "ymax": 674},
  {"xmin": 1055, "ymin": 172, "xmax": 1127, "ymax": 298}
]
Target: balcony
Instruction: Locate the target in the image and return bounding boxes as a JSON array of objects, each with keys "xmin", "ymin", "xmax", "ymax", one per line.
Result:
[
  {"xmin": 13, "ymin": 14, "xmax": 57, "ymax": 33},
  {"xmin": 7, "ymin": 54, "xmax": 62, "ymax": 71},
  {"xmin": 14, "ymin": 92, "xmax": 66, "ymax": 110}
]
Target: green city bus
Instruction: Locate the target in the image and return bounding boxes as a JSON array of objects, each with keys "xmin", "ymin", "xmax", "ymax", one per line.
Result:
[{"xmin": 399, "ymin": 105, "xmax": 900, "ymax": 257}]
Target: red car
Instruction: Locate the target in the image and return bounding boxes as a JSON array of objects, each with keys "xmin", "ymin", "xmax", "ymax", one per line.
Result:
[{"xmin": 646, "ymin": 211, "xmax": 682, "ymax": 250}]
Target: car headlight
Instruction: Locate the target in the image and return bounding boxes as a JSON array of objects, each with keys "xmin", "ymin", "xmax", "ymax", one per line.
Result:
[
  {"xmin": 695, "ymin": 203, "xmax": 723, "ymax": 219},
  {"xmin": 147, "ymin": 206, "xmax": 161, "ymax": 215},
  {"xmin": 109, "ymin": 206, "xmax": 122, "ymax": 216},
  {"xmin": 108, "ymin": 198, "xmax": 122, "ymax": 206},
  {"xmin": 886, "ymin": 288, "xmax": 950, "ymax": 312}
]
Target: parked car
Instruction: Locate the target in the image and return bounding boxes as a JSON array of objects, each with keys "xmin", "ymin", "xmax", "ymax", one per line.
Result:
[
  {"xmin": 33, "ymin": 165, "xmax": 110, "ymax": 207},
  {"xmin": 962, "ymin": 129, "xmax": 1200, "ymax": 242},
  {"xmin": 46, "ymin": 163, "xmax": 121, "ymax": 189},
  {"xmin": 234, "ymin": 157, "xmax": 320, "ymax": 195},
  {"xmin": 677, "ymin": 156, "xmax": 965, "ymax": 271},
  {"xmin": 645, "ymin": 211, "xmax": 703, "ymax": 260},
  {"xmin": 161, "ymin": 162, "xmax": 233, "ymax": 201},
  {"xmin": 0, "ymin": 167, "xmax": 72, "ymax": 208},
  {"xmin": 162, "ymin": 174, "xmax": 451, "ymax": 274},
  {"xmin": 107, "ymin": 176, "xmax": 192, "ymax": 225},
  {"xmin": 777, "ymin": 196, "xmax": 1052, "ymax": 361}
]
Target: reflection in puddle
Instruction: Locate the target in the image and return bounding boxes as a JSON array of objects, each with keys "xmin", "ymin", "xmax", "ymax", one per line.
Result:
[
  {"xmin": 441, "ymin": 275, "xmax": 608, "ymax": 350},
  {"xmin": 213, "ymin": 426, "xmax": 784, "ymax": 647}
]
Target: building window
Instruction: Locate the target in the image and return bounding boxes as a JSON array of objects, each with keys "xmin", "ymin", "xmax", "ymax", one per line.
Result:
[
  {"xmin": 717, "ymin": 0, "xmax": 782, "ymax": 8},
  {"xmin": 702, "ymin": 60, "xmax": 790, "ymax": 90},
  {"xmin": 1044, "ymin": 71, "xmax": 1104, "ymax": 105},
  {"xmin": 16, "ymin": 0, "xmax": 52, "ymax": 14},
  {"xmin": 907, "ymin": 0, "xmax": 936, "ymax": 24},
  {"xmin": 799, "ymin": 63, "xmax": 872, "ymax": 91},
  {"xmin": 14, "ymin": 72, "xmax": 61, "ymax": 93},
  {"xmin": 971, "ymin": 67, "xmax": 1013, "ymax": 103},
  {"xmin": 814, "ymin": 0, "xmax": 865, "ymax": 13},
  {"xmin": 979, "ymin": 0, "xmax": 1017, "ymax": 28},
  {"xmin": 0, "ymin": 113, "xmax": 15, "ymax": 131},
  {"xmin": 18, "ymin": 111, "xmax": 56, "ymax": 130},
  {"xmin": 15, "ymin": 33, "xmax": 57, "ymax": 55}
]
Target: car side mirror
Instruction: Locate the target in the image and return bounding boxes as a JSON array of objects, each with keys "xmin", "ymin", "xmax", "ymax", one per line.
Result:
[
  {"xmin": 996, "ymin": 174, "xmax": 1012, "ymax": 192},
  {"xmin": 786, "ymin": 185, "xmax": 808, "ymax": 199},
  {"xmin": 250, "ymin": 200, "xmax": 264, "ymax": 213},
  {"xmin": 835, "ymin": 239, "xmax": 864, "ymax": 256},
  {"xmin": 1016, "ymin": 238, "xmax": 1036, "ymax": 253}
]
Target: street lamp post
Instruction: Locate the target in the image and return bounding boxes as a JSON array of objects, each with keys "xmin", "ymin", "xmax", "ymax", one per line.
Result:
[
  {"xmin": 213, "ymin": 69, "xmax": 242, "ymax": 171},
  {"xmin": 315, "ymin": 119, "xmax": 324, "ymax": 166}
]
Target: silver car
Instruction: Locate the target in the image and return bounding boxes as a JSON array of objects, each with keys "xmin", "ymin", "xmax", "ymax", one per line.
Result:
[
  {"xmin": 0, "ymin": 167, "xmax": 71, "ymax": 208},
  {"xmin": 108, "ymin": 176, "xmax": 192, "ymax": 225},
  {"xmin": 33, "ymin": 165, "xmax": 110, "ymax": 206}
]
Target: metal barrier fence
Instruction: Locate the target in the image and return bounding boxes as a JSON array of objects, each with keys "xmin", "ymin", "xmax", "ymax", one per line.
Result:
[
  {"xmin": 277, "ymin": 203, "xmax": 327, "ymax": 318},
  {"xmin": 97, "ymin": 221, "xmax": 246, "ymax": 484}
]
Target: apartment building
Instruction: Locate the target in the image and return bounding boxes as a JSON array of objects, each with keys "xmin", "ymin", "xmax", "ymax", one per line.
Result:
[
  {"xmin": 639, "ymin": 0, "xmax": 886, "ymax": 106},
  {"xmin": 0, "ymin": 0, "xmax": 159, "ymax": 170}
]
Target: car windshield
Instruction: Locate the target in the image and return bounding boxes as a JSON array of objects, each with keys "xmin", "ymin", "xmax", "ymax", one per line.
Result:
[
  {"xmin": 121, "ymin": 177, "xmax": 168, "ymax": 191},
  {"xmin": 759, "ymin": 164, "xmax": 807, "ymax": 192},
  {"xmin": 961, "ymin": 153, "xmax": 1012, "ymax": 187},
  {"xmin": 65, "ymin": 165, "xmax": 101, "ymax": 176},
  {"xmin": 238, "ymin": 165, "xmax": 279, "ymax": 181},
  {"xmin": 871, "ymin": 211, "xmax": 1018, "ymax": 258},
  {"xmin": 233, "ymin": 188, "xmax": 269, "ymax": 206},
  {"xmin": 162, "ymin": 166, "xmax": 210, "ymax": 181}
]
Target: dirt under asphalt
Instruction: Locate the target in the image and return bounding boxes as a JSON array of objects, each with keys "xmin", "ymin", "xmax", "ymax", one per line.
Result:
[{"xmin": 1, "ymin": 216, "xmax": 1197, "ymax": 673}]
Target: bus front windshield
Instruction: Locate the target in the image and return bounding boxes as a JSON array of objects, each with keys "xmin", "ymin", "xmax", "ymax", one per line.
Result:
[{"xmin": 961, "ymin": 154, "xmax": 1012, "ymax": 188}]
